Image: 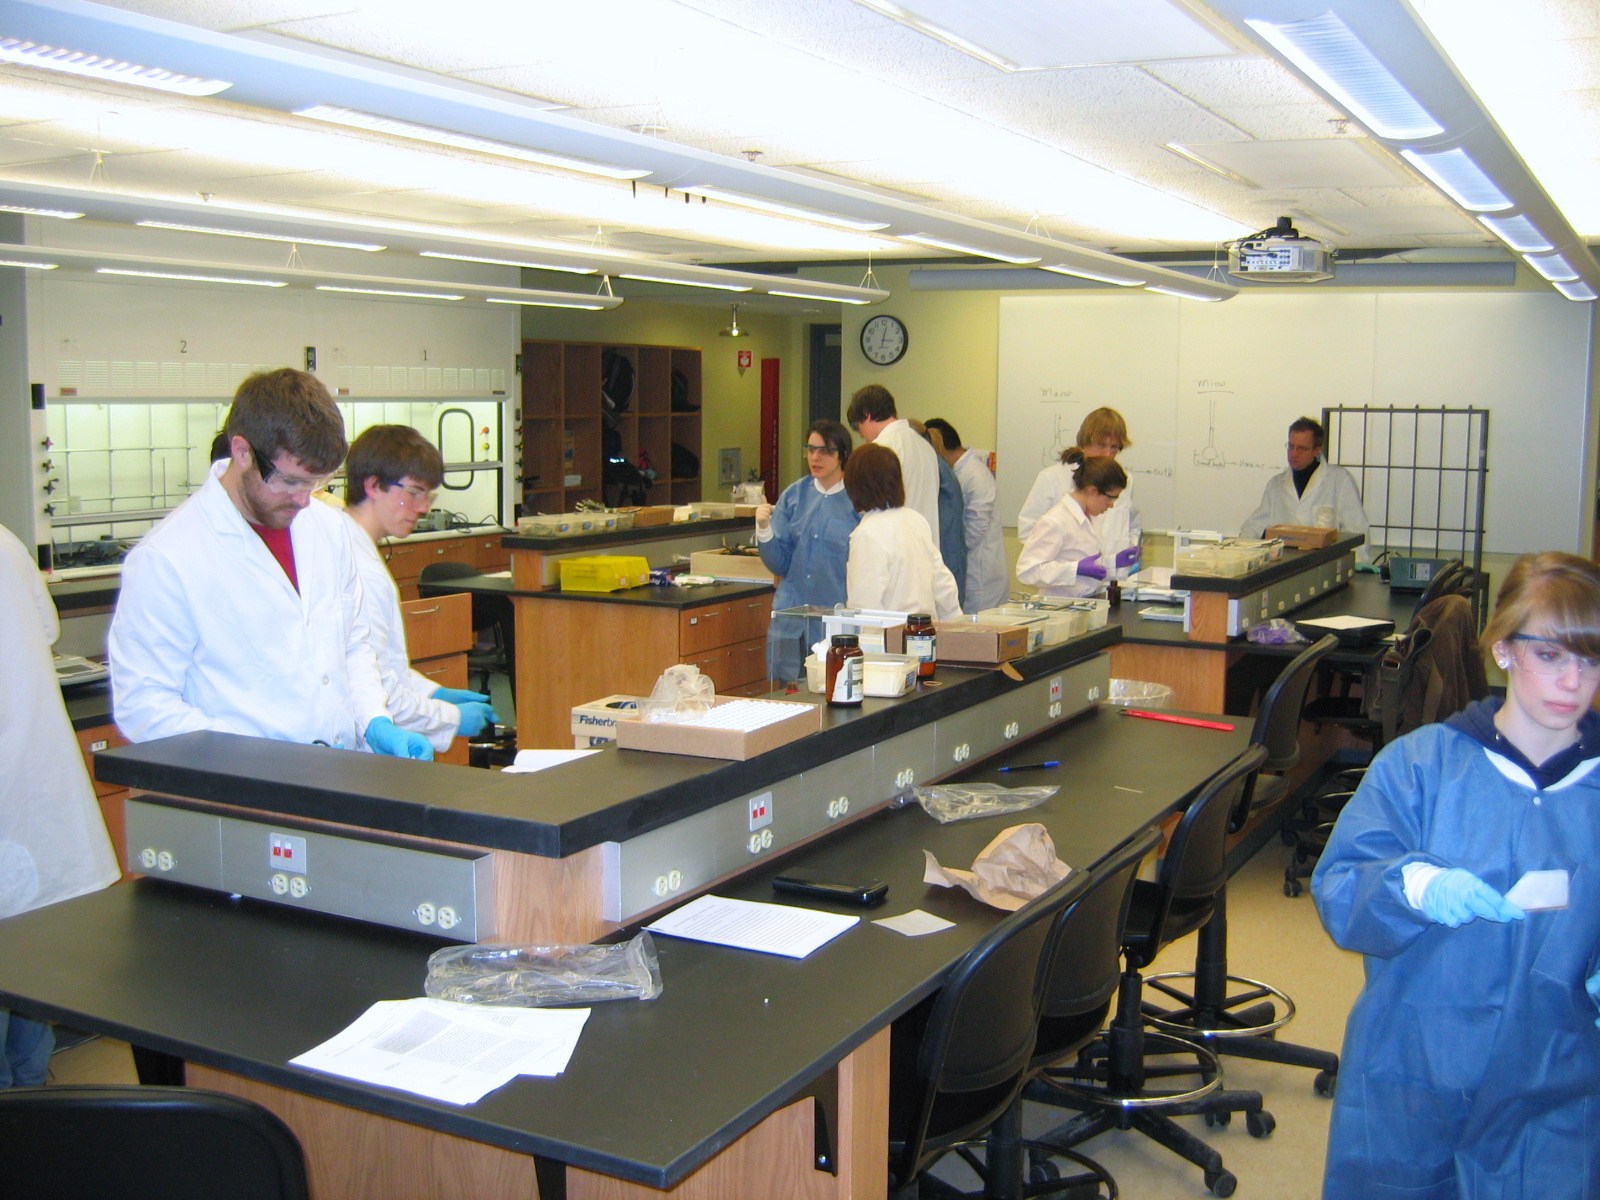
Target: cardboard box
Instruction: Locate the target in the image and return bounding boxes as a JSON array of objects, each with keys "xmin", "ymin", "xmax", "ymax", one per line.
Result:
[
  {"xmin": 622, "ymin": 505, "xmax": 675, "ymax": 527},
  {"xmin": 571, "ymin": 694, "xmax": 644, "ymax": 747},
  {"xmin": 614, "ymin": 696, "xmax": 823, "ymax": 761},
  {"xmin": 885, "ymin": 620, "xmax": 1032, "ymax": 665},
  {"xmin": 733, "ymin": 504, "xmax": 760, "ymax": 518},
  {"xmin": 687, "ymin": 549, "xmax": 776, "ymax": 583},
  {"xmin": 1264, "ymin": 524, "xmax": 1339, "ymax": 549}
]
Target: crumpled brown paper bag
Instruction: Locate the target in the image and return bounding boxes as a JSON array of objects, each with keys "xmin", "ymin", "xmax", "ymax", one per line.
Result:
[{"xmin": 923, "ymin": 822, "xmax": 1072, "ymax": 911}]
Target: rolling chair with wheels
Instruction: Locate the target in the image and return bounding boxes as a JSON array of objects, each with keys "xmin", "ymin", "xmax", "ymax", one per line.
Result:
[
  {"xmin": 1138, "ymin": 636, "xmax": 1341, "ymax": 1099},
  {"xmin": 417, "ymin": 560, "xmax": 516, "ymax": 701},
  {"xmin": 886, "ymin": 857, "xmax": 1111, "ymax": 1199},
  {"xmin": 0, "ymin": 1084, "xmax": 310, "ymax": 1200},
  {"xmin": 1027, "ymin": 747, "xmax": 1273, "ymax": 1199}
]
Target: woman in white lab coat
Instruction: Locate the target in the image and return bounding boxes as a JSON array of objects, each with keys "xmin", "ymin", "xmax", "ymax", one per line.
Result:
[
  {"xmin": 1016, "ymin": 450, "xmax": 1129, "ymax": 599},
  {"xmin": 843, "ymin": 443, "xmax": 962, "ymax": 620},
  {"xmin": 0, "ymin": 524, "xmax": 119, "ymax": 1085},
  {"xmin": 1016, "ymin": 409, "xmax": 1141, "ymax": 574}
]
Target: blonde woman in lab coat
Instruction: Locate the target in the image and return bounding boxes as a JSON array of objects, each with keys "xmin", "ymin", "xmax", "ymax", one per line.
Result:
[
  {"xmin": 1016, "ymin": 407, "xmax": 1141, "ymax": 575},
  {"xmin": 1016, "ymin": 450, "xmax": 1130, "ymax": 599},
  {"xmin": 0, "ymin": 523, "xmax": 119, "ymax": 1085},
  {"xmin": 843, "ymin": 443, "xmax": 962, "ymax": 621}
]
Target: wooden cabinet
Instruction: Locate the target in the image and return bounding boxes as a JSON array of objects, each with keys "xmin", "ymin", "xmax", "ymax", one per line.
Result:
[
  {"xmin": 382, "ymin": 530, "xmax": 509, "ymax": 601},
  {"xmin": 76, "ymin": 724, "xmax": 131, "ymax": 879},
  {"xmin": 400, "ymin": 592, "xmax": 473, "ymax": 766},
  {"xmin": 521, "ymin": 339, "xmax": 702, "ymax": 516}
]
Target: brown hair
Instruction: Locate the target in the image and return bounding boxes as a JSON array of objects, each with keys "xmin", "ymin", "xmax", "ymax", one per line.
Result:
[
  {"xmin": 1062, "ymin": 447, "xmax": 1127, "ymax": 497},
  {"xmin": 345, "ymin": 425, "xmax": 444, "ymax": 505},
  {"xmin": 225, "ymin": 368, "xmax": 347, "ymax": 476},
  {"xmin": 1066, "ymin": 407, "xmax": 1131, "ymax": 459},
  {"xmin": 846, "ymin": 384, "xmax": 897, "ymax": 428},
  {"xmin": 1289, "ymin": 416, "xmax": 1325, "ymax": 448},
  {"xmin": 843, "ymin": 442, "xmax": 905, "ymax": 512},
  {"xmin": 807, "ymin": 418, "xmax": 853, "ymax": 468},
  {"xmin": 1482, "ymin": 551, "xmax": 1600, "ymax": 659}
]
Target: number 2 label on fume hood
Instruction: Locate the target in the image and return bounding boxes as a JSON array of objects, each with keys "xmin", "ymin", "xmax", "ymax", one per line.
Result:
[{"xmin": 269, "ymin": 832, "xmax": 307, "ymax": 875}]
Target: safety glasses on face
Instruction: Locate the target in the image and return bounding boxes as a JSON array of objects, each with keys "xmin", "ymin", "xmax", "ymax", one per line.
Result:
[
  {"xmin": 249, "ymin": 442, "xmax": 333, "ymax": 496},
  {"xmin": 803, "ymin": 442, "xmax": 839, "ymax": 460},
  {"xmin": 386, "ymin": 481, "xmax": 438, "ymax": 507},
  {"xmin": 1508, "ymin": 634, "xmax": 1600, "ymax": 678}
]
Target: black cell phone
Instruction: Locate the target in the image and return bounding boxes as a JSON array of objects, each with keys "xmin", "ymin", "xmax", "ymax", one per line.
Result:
[{"xmin": 772, "ymin": 872, "xmax": 889, "ymax": 907}]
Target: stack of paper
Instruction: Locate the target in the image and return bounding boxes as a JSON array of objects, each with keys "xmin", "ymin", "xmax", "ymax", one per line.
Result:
[{"xmin": 648, "ymin": 894, "xmax": 858, "ymax": 958}]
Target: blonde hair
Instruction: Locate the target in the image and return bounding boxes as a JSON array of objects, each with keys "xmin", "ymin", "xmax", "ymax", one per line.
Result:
[
  {"xmin": 1073, "ymin": 407, "xmax": 1131, "ymax": 454},
  {"xmin": 1481, "ymin": 551, "xmax": 1600, "ymax": 659}
]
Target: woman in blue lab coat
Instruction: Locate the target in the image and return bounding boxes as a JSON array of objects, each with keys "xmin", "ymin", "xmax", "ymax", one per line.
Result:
[
  {"xmin": 1312, "ymin": 551, "xmax": 1600, "ymax": 1200},
  {"xmin": 756, "ymin": 419, "xmax": 858, "ymax": 683}
]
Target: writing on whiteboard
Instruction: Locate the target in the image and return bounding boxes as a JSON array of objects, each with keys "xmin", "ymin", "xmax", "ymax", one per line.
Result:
[{"xmin": 1038, "ymin": 386, "xmax": 1075, "ymax": 400}]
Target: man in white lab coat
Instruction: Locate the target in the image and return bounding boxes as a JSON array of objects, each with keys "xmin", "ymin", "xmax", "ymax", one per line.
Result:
[
  {"xmin": 1240, "ymin": 416, "xmax": 1369, "ymax": 553},
  {"xmin": 925, "ymin": 418, "xmax": 1009, "ymax": 612},
  {"xmin": 109, "ymin": 368, "xmax": 432, "ymax": 759},
  {"xmin": 0, "ymin": 523, "xmax": 119, "ymax": 1085},
  {"xmin": 342, "ymin": 425, "xmax": 498, "ymax": 754},
  {"xmin": 845, "ymin": 384, "xmax": 941, "ymax": 552}
]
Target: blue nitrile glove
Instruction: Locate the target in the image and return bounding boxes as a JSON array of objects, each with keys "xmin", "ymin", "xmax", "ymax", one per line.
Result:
[
  {"xmin": 1076, "ymin": 554, "xmax": 1106, "ymax": 581},
  {"xmin": 453, "ymin": 700, "xmax": 499, "ymax": 738},
  {"xmin": 1585, "ymin": 966, "xmax": 1600, "ymax": 1028},
  {"xmin": 1114, "ymin": 546, "xmax": 1141, "ymax": 571},
  {"xmin": 432, "ymin": 686, "xmax": 491, "ymax": 706},
  {"xmin": 365, "ymin": 716, "xmax": 434, "ymax": 761},
  {"xmin": 1419, "ymin": 868, "xmax": 1524, "ymax": 928}
]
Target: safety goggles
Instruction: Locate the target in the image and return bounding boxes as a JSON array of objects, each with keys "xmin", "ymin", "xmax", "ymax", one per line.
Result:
[{"xmin": 1508, "ymin": 634, "xmax": 1600, "ymax": 678}]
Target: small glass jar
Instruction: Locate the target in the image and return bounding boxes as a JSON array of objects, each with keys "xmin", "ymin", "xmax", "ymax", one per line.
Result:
[
  {"xmin": 905, "ymin": 613, "xmax": 937, "ymax": 679},
  {"xmin": 825, "ymin": 634, "xmax": 864, "ymax": 706}
]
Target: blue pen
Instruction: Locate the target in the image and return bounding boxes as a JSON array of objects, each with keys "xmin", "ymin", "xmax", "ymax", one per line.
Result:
[{"xmin": 997, "ymin": 760, "xmax": 1060, "ymax": 772}]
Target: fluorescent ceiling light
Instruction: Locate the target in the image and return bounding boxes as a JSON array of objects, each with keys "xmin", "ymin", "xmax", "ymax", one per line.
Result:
[
  {"xmin": 1476, "ymin": 214, "xmax": 1552, "ymax": 254},
  {"xmin": 767, "ymin": 288, "xmax": 873, "ymax": 305},
  {"xmin": 96, "ymin": 268, "xmax": 285, "ymax": 287},
  {"xmin": 0, "ymin": 37, "xmax": 231, "ymax": 96},
  {"xmin": 1399, "ymin": 148, "xmax": 1512, "ymax": 212},
  {"xmin": 0, "ymin": 204, "xmax": 82, "ymax": 220},
  {"xmin": 296, "ymin": 105, "xmax": 647, "ymax": 180},
  {"xmin": 680, "ymin": 186, "xmax": 889, "ymax": 232},
  {"xmin": 1523, "ymin": 253, "xmax": 1579, "ymax": 283},
  {"xmin": 901, "ymin": 233, "xmax": 1041, "ymax": 264},
  {"xmin": 1554, "ymin": 280, "xmax": 1597, "ymax": 302},
  {"xmin": 1145, "ymin": 284, "xmax": 1222, "ymax": 302},
  {"xmin": 1163, "ymin": 143, "xmax": 1256, "ymax": 188},
  {"xmin": 420, "ymin": 250, "xmax": 596, "ymax": 276},
  {"xmin": 485, "ymin": 296, "xmax": 614, "ymax": 310},
  {"xmin": 136, "ymin": 221, "xmax": 385, "ymax": 252},
  {"xmin": 851, "ymin": 0, "xmax": 1019, "ymax": 71},
  {"xmin": 315, "ymin": 285, "xmax": 463, "ymax": 300},
  {"xmin": 617, "ymin": 273, "xmax": 752, "ymax": 293},
  {"xmin": 0, "ymin": 259, "xmax": 56, "ymax": 269},
  {"xmin": 1244, "ymin": 14, "xmax": 1442, "ymax": 140},
  {"xmin": 1041, "ymin": 264, "xmax": 1144, "ymax": 286}
]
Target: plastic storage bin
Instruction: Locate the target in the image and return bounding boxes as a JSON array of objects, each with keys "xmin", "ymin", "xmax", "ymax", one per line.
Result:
[
  {"xmin": 1105, "ymin": 679, "xmax": 1175, "ymax": 709},
  {"xmin": 559, "ymin": 555, "xmax": 651, "ymax": 592}
]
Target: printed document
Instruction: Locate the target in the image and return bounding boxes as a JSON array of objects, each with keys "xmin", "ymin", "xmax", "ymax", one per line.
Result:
[{"xmin": 647, "ymin": 894, "xmax": 858, "ymax": 958}]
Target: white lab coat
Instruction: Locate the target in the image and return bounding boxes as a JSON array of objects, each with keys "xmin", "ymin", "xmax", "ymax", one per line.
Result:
[
  {"xmin": 345, "ymin": 516, "xmax": 462, "ymax": 753},
  {"xmin": 1240, "ymin": 461, "xmax": 1369, "ymax": 552},
  {"xmin": 950, "ymin": 449, "xmax": 1009, "ymax": 612},
  {"xmin": 1015, "ymin": 460, "xmax": 1141, "ymax": 568},
  {"xmin": 0, "ymin": 525, "xmax": 118, "ymax": 920},
  {"xmin": 1015, "ymin": 493, "xmax": 1106, "ymax": 599},
  {"xmin": 109, "ymin": 461, "xmax": 391, "ymax": 749},
  {"xmin": 846, "ymin": 507, "xmax": 962, "ymax": 620},
  {"xmin": 873, "ymin": 419, "xmax": 942, "ymax": 552}
]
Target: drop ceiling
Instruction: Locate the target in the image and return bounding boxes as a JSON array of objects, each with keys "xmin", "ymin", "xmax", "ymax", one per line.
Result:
[{"xmin": 0, "ymin": 0, "xmax": 1594, "ymax": 305}]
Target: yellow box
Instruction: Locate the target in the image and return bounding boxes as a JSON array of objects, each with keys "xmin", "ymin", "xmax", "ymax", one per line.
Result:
[{"xmin": 559, "ymin": 555, "xmax": 651, "ymax": 592}]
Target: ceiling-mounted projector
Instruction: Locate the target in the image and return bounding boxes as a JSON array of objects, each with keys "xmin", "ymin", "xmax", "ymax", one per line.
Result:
[{"xmin": 1227, "ymin": 216, "xmax": 1335, "ymax": 283}]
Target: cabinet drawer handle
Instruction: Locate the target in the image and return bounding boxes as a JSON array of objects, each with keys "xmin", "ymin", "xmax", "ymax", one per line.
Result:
[
  {"xmin": 409, "ymin": 606, "xmax": 441, "ymax": 615},
  {"xmin": 420, "ymin": 665, "xmax": 451, "ymax": 678}
]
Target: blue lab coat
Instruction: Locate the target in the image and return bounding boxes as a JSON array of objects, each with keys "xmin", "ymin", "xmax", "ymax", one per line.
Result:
[
  {"xmin": 757, "ymin": 478, "xmax": 858, "ymax": 682},
  {"xmin": 1312, "ymin": 703, "xmax": 1600, "ymax": 1199},
  {"xmin": 935, "ymin": 455, "xmax": 967, "ymax": 610}
]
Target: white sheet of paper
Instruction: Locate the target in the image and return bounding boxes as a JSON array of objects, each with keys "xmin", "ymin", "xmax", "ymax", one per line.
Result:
[
  {"xmin": 1296, "ymin": 615, "xmax": 1391, "ymax": 631},
  {"xmin": 505, "ymin": 748, "xmax": 599, "ymax": 774},
  {"xmin": 873, "ymin": 909, "xmax": 956, "ymax": 937},
  {"xmin": 290, "ymin": 998, "xmax": 591, "ymax": 1105},
  {"xmin": 1505, "ymin": 869, "xmax": 1570, "ymax": 911},
  {"xmin": 646, "ymin": 894, "xmax": 858, "ymax": 958}
]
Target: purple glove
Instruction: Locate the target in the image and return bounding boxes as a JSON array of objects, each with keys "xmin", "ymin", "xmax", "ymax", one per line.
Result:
[
  {"xmin": 1114, "ymin": 546, "xmax": 1141, "ymax": 570},
  {"xmin": 1077, "ymin": 554, "xmax": 1106, "ymax": 581}
]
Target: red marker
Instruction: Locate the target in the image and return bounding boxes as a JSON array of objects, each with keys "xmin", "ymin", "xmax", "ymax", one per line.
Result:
[{"xmin": 1121, "ymin": 708, "xmax": 1235, "ymax": 732}]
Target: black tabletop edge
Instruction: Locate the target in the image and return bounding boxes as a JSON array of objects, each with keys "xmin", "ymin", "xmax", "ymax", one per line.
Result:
[{"xmin": 503, "ymin": 516, "xmax": 752, "ymax": 552}]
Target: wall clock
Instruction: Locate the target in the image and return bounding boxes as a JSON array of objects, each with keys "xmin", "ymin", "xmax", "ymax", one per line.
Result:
[{"xmin": 859, "ymin": 314, "xmax": 908, "ymax": 365}]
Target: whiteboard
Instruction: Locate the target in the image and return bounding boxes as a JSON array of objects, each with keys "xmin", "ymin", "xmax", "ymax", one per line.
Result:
[{"xmin": 996, "ymin": 291, "xmax": 1593, "ymax": 555}]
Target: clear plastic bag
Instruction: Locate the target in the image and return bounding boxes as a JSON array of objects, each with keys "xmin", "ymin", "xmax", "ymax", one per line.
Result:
[
  {"xmin": 914, "ymin": 782, "xmax": 1057, "ymax": 824},
  {"xmin": 424, "ymin": 931, "xmax": 663, "ymax": 1007},
  {"xmin": 642, "ymin": 663, "xmax": 715, "ymax": 721}
]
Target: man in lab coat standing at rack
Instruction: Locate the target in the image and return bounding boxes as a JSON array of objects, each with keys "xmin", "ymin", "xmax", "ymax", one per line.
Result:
[
  {"xmin": 1240, "ymin": 416, "xmax": 1369, "ymax": 552},
  {"xmin": 109, "ymin": 368, "xmax": 432, "ymax": 760},
  {"xmin": 846, "ymin": 385, "xmax": 941, "ymax": 553}
]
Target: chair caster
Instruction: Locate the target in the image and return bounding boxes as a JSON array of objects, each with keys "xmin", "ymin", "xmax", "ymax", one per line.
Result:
[
  {"xmin": 1246, "ymin": 1109, "xmax": 1275, "ymax": 1138},
  {"xmin": 1314, "ymin": 1069, "xmax": 1337, "ymax": 1097},
  {"xmin": 1206, "ymin": 1166, "xmax": 1237, "ymax": 1196},
  {"xmin": 1204, "ymin": 1109, "xmax": 1230, "ymax": 1129},
  {"xmin": 1283, "ymin": 877, "xmax": 1303, "ymax": 898}
]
